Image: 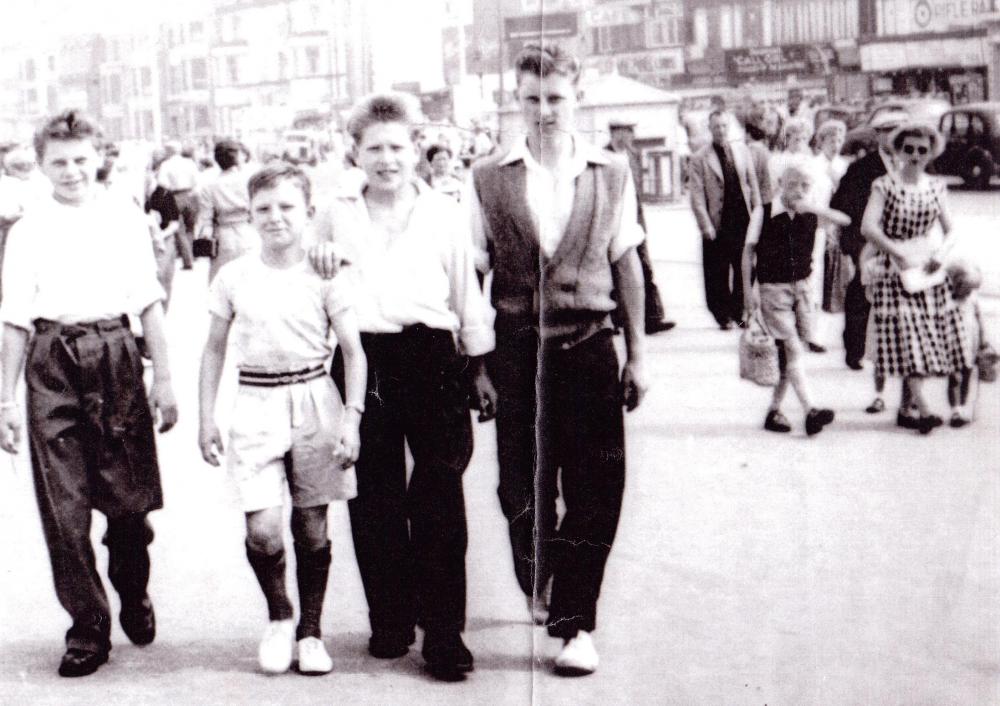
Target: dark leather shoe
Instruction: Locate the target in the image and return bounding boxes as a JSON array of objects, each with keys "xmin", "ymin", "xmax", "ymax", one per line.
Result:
[
  {"xmin": 896, "ymin": 411, "xmax": 919, "ymax": 429},
  {"xmin": 918, "ymin": 415, "xmax": 943, "ymax": 435},
  {"xmin": 718, "ymin": 320, "xmax": 734, "ymax": 331},
  {"xmin": 368, "ymin": 627, "xmax": 415, "ymax": 659},
  {"xmin": 58, "ymin": 647, "xmax": 109, "ymax": 677},
  {"xmin": 846, "ymin": 359, "xmax": 864, "ymax": 370},
  {"xmin": 645, "ymin": 319, "xmax": 676, "ymax": 335},
  {"xmin": 805, "ymin": 408, "xmax": 835, "ymax": 436},
  {"xmin": 865, "ymin": 397, "xmax": 886, "ymax": 414},
  {"xmin": 764, "ymin": 410, "xmax": 792, "ymax": 433},
  {"xmin": 120, "ymin": 596, "xmax": 155, "ymax": 646},
  {"xmin": 807, "ymin": 341, "xmax": 827, "ymax": 353},
  {"xmin": 422, "ymin": 632, "xmax": 474, "ymax": 681}
]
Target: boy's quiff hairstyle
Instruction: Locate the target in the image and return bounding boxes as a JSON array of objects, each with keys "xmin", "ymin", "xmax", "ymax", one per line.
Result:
[
  {"xmin": 514, "ymin": 43, "xmax": 581, "ymax": 86},
  {"xmin": 33, "ymin": 110, "xmax": 103, "ymax": 160},
  {"xmin": 247, "ymin": 163, "xmax": 312, "ymax": 207},
  {"xmin": 346, "ymin": 92, "xmax": 422, "ymax": 146},
  {"xmin": 776, "ymin": 155, "xmax": 814, "ymax": 187}
]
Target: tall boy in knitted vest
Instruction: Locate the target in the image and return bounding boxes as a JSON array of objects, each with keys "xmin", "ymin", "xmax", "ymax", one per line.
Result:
[{"xmin": 469, "ymin": 44, "xmax": 648, "ymax": 676}]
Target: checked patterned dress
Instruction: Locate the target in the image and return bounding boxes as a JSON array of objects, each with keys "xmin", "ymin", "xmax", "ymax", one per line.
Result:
[{"xmin": 870, "ymin": 175, "xmax": 974, "ymax": 378}]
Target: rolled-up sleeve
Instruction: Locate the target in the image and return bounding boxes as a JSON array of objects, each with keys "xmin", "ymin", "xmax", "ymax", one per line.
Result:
[
  {"xmin": 0, "ymin": 219, "xmax": 38, "ymax": 331},
  {"xmin": 125, "ymin": 209, "xmax": 166, "ymax": 314},
  {"xmin": 608, "ymin": 174, "xmax": 646, "ymax": 263},
  {"xmin": 466, "ymin": 178, "xmax": 492, "ymax": 275},
  {"xmin": 446, "ymin": 208, "xmax": 494, "ymax": 356}
]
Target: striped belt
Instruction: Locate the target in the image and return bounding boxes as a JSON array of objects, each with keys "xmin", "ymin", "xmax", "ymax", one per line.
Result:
[{"xmin": 238, "ymin": 364, "xmax": 326, "ymax": 387}]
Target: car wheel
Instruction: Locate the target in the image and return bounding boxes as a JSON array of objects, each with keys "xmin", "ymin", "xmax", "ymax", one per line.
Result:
[{"xmin": 962, "ymin": 151, "xmax": 994, "ymax": 189}]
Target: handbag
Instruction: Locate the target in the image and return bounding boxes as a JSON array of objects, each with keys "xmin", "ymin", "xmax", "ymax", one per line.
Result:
[
  {"xmin": 978, "ymin": 342, "xmax": 998, "ymax": 383},
  {"xmin": 898, "ymin": 265, "xmax": 946, "ymax": 294},
  {"xmin": 739, "ymin": 314, "xmax": 780, "ymax": 387},
  {"xmin": 193, "ymin": 237, "xmax": 218, "ymax": 258}
]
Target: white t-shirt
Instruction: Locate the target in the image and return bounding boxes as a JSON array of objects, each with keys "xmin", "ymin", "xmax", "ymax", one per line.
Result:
[
  {"xmin": 0, "ymin": 191, "xmax": 164, "ymax": 329},
  {"xmin": 208, "ymin": 254, "xmax": 354, "ymax": 373}
]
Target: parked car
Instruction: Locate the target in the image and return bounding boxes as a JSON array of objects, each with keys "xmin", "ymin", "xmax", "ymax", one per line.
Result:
[
  {"xmin": 935, "ymin": 102, "xmax": 1000, "ymax": 189},
  {"xmin": 842, "ymin": 98, "xmax": 952, "ymax": 157}
]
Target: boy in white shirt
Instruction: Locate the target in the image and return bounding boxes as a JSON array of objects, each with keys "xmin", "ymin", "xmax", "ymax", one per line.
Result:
[
  {"xmin": 0, "ymin": 111, "xmax": 177, "ymax": 678},
  {"xmin": 198, "ymin": 163, "xmax": 367, "ymax": 676}
]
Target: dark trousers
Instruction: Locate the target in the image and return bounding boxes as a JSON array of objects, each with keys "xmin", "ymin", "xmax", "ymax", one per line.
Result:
[
  {"xmin": 27, "ymin": 317, "xmax": 162, "ymax": 652},
  {"xmin": 172, "ymin": 190, "xmax": 197, "ymax": 267},
  {"xmin": 332, "ymin": 325, "xmax": 472, "ymax": 636},
  {"xmin": 490, "ymin": 326, "xmax": 626, "ymax": 638},
  {"xmin": 703, "ymin": 222, "xmax": 747, "ymax": 326},
  {"xmin": 843, "ymin": 252, "xmax": 870, "ymax": 365}
]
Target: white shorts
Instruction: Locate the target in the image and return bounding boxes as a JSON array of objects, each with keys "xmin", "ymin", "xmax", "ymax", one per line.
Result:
[{"xmin": 227, "ymin": 374, "xmax": 357, "ymax": 512}]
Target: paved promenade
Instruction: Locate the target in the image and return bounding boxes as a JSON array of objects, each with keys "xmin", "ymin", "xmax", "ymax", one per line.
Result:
[{"xmin": 1, "ymin": 201, "xmax": 998, "ymax": 705}]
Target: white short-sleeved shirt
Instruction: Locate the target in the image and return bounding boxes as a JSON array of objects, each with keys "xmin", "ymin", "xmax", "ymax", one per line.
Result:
[
  {"xmin": 0, "ymin": 191, "xmax": 164, "ymax": 330},
  {"xmin": 208, "ymin": 254, "xmax": 354, "ymax": 373},
  {"xmin": 312, "ymin": 180, "xmax": 494, "ymax": 357}
]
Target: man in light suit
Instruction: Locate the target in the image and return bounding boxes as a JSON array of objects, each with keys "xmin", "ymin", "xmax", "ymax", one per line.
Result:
[{"xmin": 688, "ymin": 110, "xmax": 762, "ymax": 329}]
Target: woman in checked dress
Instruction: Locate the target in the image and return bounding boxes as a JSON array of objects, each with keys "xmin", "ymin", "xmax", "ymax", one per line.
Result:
[
  {"xmin": 860, "ymin": 122, "xmax": 974, "ymax": 434},
  {"xmin": 196, "ymin": 138, "xmax": 257, "ymax": 281}
]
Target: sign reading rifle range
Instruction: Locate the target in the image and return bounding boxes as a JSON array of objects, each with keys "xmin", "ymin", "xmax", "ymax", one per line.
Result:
[{"xmin": 725, "ymin": 45, "xmax": 837, "ymax": 81}]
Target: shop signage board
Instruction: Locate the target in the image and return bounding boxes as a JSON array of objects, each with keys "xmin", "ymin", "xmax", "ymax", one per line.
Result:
[
  {"xmin": 861, "ymin": 36, "xmax": 988, "ymax": 69},
  {"xmin": 888, "ymin": 0, "xmax": 997, "ymax": 34},
  {"xmin": 724, "ymin": 44, "xmax": 837, "ymax": 80}
]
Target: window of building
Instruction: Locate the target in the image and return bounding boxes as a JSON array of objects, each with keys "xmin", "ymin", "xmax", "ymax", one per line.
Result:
[
  {"xmin": 24, "ymin": 59, "xmax": 35, "ymax": 81},
  {"xmin": 143, "ymin": 110, "xmax": 155, "ymax": 137},
  {"xmin": 141, "ymin": 66, "xmax": 152, "ymax": 91},
  {"xmin": 191, "ymin": 58, "xmax": 207, "ymax": 89},
  {"xmin": 26, "ymin": 87, "xmax": 37, "ymax": 105},
  {"xmin": 190, "ymin": 21, "xmax": 204, "ymax": 41},
  {"xmin": 278, "ymin": 52, "xmax": 288, "ymax": 79},
  {"xmin": 306, "ymin": 46, "xmax": 321, "ymax": 75},
  {"xmin": 592, "ymin": 23, "xmax": 645, "ymax": 54},
  {"xmin": 109, "ymin": 74, "xmax": 121, "ymax": 103},
  {"xmin": 227, "ymin": 55, "xmax": 240, "ymax": 84},
  {"xmin": 693, "ymin": 8, "xmax": 708, "ymax": 49},
  {"xmin": 48, "ymin": 55, "xmax": 56, "ymax": 71},
  {"xmin": 195, "ymin": 105, "xmax": 210, "ymax": 129},
  {"xmin": 647, "ymin": 15, "xmax": 680, "ymax": 47}
]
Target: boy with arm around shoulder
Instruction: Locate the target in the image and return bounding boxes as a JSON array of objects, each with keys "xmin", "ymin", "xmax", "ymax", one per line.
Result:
[
  {"xmin": 742, "ymin": 158, "xmax": 849, "ymax": 436},
  {"xmin": 198, "ymin": 163, "xmax": 367, "ymax": 676},
  {"xmin": 0, "ymin": 110, "xmax": 177, "ymax": 677}
]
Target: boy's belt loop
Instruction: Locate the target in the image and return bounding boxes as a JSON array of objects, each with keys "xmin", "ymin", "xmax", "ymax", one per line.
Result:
[{"xmin": 238, "ymin": 364, "xmax": 326, "ymax": 387}]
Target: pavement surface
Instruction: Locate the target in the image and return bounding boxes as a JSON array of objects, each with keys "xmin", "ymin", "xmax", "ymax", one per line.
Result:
[{"xmin": 1, "ymin": 189, "xmax": 998, "ymax": 705}]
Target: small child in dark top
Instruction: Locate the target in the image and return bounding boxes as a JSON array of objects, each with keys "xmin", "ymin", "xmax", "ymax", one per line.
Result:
[{"xmin": 742, "ymin": 158, "xmax": 850, "ymax": 435}]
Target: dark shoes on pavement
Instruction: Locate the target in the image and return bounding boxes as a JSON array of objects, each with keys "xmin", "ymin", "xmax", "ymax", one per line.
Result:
[
  {"xmin": 866, "ymin": 397, "xmax": 886, "ymax": 414},
  {"xmin": 950, "ymin": 412, "xmax": 970, "ymax": 428},
  {"xmin": 764, "ymin": 410, "xmax": 792, "ymax": 433},
  {"xmin": 120, "ymin": 595, "xmax": 156, "ymax": 646},
  {"xmin": 917, "ymin": 415, "xmax": 943, "ymax": 435},
  {"xmin": 807, "ymin": 341, "xmax": 827, "ymax": 353},
  {"xmin": 645, "ymin": 319, "xmax": 676, "ymax": 335},
  {"xmin": 805, "ymin": 408, "xmax": 835, "ymax": 436},
  {"xmin": 422, "ymin": 631, "xmax": 474, "ymax": 682},
  {"xmin": 58, "ymin": 646, "xmax": 109, "ymax": 678},
  {"xmin": 368, "ymin": 627, "xmax": 415, "ymax": 659},
  {"xmin": 846, "ymin": 358, "xmax": 864, "ymax": 370},
  {"xmin": 719, "ymin": 320, "xmax": 735, "ymax": 331}
]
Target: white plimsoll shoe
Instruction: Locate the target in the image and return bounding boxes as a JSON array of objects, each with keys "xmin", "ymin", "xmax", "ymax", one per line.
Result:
[
  {"xmin": 554, "ymin": 630, "xmax": 598, "ymax": 676},
  {"xmin": 297, "ymin": 637, "xmax": 333, "ymax": 675},
  {"xmin": 258, "ymin": 619, "xmax": 295, "ymax": 674}
]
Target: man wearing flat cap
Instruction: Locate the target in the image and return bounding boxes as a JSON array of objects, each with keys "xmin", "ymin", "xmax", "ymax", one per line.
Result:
[{"xmin": 605, "ymin": 120, "xmax": 675, "ymax": 334}]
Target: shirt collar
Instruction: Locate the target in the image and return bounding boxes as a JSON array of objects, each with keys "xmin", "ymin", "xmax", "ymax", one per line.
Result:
[
  {"xmin": 770, "ymin": 198, "xmax": 795, "ymax": 219},
  {"xmin": 499, "ymin": 135, "xmax": 610, "ymax": 172}
]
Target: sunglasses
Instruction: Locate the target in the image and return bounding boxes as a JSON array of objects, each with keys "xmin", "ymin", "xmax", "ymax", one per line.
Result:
[{"xmin": 902, "ymin": 144, "xmax": 929, "ymax": 155}]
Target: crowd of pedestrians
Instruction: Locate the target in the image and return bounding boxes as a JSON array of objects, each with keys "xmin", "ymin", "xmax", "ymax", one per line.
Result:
[
  {"xmin": 0, "ymin": 43, "xmax": 665, "ymax": 684},
  {"xmin": 686, "ymin": 90, "xmax": 987, "ymax": 436},
  {"xmin": 0, "ymin": 40, "xmax": 989, "ymax": 691}
]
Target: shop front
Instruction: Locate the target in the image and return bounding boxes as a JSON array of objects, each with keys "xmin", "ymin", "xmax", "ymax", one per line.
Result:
[{"xmin": 861, "ymin": 30, "xmax": 991, "ymax": 102}]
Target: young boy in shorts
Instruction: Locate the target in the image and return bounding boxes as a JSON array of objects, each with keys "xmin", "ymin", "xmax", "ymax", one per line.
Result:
[
  {"xmin": 0, "ymin": 111, "xmax": 178, "ymax": 677},
  {"xmin": 742, "ymin": 158, "xmax": 848, "ymax": 435},
  {"xmin": 198, "ymin": 163, "xmax": 367, "ymax": 675}
]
